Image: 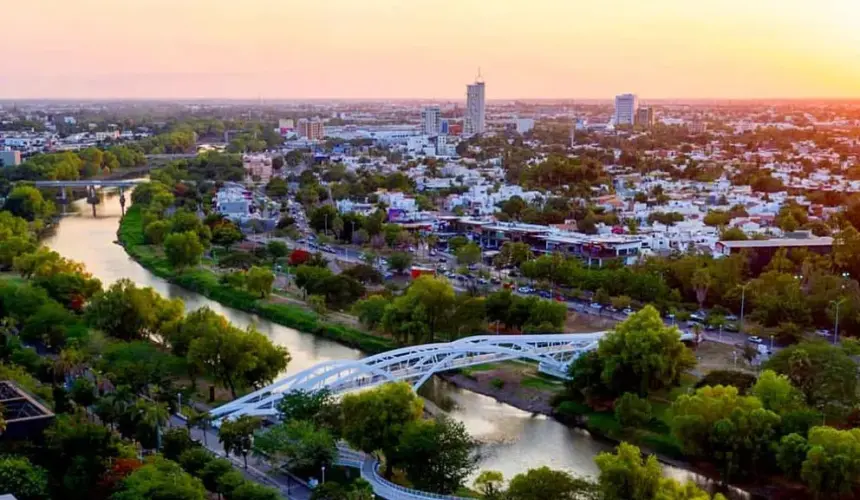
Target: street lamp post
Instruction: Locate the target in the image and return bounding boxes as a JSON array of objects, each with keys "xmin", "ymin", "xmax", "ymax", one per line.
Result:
[
  {"xmin": 321, "ymin": 466, "xmax": 326, "ymax": 484},
  {"xmin": 739, "ymin": 282, "xmax": 749, "ymax": 334},
  {"xmin": 833, "ymin": 298, "xmax": 846, "ymax": 345}
]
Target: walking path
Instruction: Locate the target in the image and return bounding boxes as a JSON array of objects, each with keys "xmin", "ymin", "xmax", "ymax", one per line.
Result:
[{"xmin": 169, "ymin": 414, "xmax": 313, "ymax": 500}]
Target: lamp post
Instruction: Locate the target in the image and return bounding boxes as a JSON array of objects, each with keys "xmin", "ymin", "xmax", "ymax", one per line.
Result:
[
  {"xmin": 832, "ymin": 298, "xmax": 846, "ymax": 345},
  {"xmin": 738, "ymin": 282, "xmax": 750, "ymax": 334},
  {"xmin": 321, "ymin": 466, "xmax": 326, "ymax": 484}
]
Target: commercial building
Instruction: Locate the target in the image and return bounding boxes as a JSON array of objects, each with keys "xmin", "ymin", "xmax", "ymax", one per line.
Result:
[
  {"xmin": 421, "ymin": 106, "xmax": 441, "ymax": 135},
  {"xmin": 0, "ymin": 150, "xmax": 22, "ymax": 167},
  {"xmin": 636, "ymin": 107, "xmax": 654, "ymax": 128},
  {"xmin": 614, "ymin": 93, "xmax": 638, "ymax": 126},
  {"xmin": 465, "ymin": 80, "xmax": 486, "ymax": 136},
  {"xmin": 715, "ymin": 235, "xmax": 833, "ymax": 273},
  {"xmin": 243, "ymin": 154, "xmax": 273, "ymax": 183},
  {"xmin": 297, "ymin": 118, "xmax": 325, "ymax": 140}
]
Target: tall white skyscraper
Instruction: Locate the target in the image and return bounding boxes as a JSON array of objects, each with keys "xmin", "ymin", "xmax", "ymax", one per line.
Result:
[
  {"xmin": 465, "ymin": 77, "xmax": 486, "ymax": 136},
  {"xmin": 421, "ymin": 106, "xmax": 441, "ymax": 135},
  {"xmin": 614, "ymin": 93, "xmax": 638, "ymax": 126}
]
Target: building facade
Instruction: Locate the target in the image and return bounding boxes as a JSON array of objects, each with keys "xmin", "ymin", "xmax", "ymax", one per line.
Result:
[
  {"xmin": 636, "ymin": 106, "xmax": 654, "ymax": 128},
  {"xmin": 614, "ymin": 93, "xmax": 638, "ymax": 126},
  {"xmin": 297, "ymin": 118, "xmax": 325, "ymax": 140},
  {"xmin": 464, "ymin": 81, "xmax": 486, "ymax": 136},
  {"xmin": 421, "ymin": 106, "xmax": 441, "ymax": 135},
  {"xmin": 0, "ymin": 150, "xmax": 22, "ymax": 167}
]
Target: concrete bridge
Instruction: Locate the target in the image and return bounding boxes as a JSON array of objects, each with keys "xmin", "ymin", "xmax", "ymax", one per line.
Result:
[{"xmin": 24, "ymin": 179, "xmax": 147, "ymax": 215}]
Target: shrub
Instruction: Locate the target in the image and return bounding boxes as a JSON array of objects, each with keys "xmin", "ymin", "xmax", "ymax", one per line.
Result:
[
  {"xmin": 694, "ymin": 370, "xmax": 756, "ymax": 393},
  {"xmin": 614, "ymin": 393, "xmax": 652, "ymax": 428}
]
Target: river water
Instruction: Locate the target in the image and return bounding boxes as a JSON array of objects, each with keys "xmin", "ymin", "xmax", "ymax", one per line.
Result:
[{"xmin": 44, "ymin": 192, "xmax": 742, "ymax": 495}]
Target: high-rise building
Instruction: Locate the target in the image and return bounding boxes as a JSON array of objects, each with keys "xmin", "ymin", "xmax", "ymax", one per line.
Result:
[
  {"xmin": 464, "ymin": 77, "xmax": 486, "ymax": 136},
  {"xmin": 297, "ymin": 118, "xmax": 324, "ymax": 140},
  {"xmin": 421, "ymin": 106, "xmax": 441, "ymax": 135},
  {"xmin": 636, "ymin": 107, "xmax": 654, "ymax": 128},
  {"xmin": 614, "ymin": 94, "xmax": 638, "ymax": 126}
]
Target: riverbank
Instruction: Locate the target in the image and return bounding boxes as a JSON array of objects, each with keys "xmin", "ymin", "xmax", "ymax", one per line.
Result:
[{"xmin": 117, "ymin": 205, "xmax": 397, "ymax": 355}]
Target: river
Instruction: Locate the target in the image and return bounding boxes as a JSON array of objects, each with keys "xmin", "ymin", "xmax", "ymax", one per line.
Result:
[{"xmin": 44, "ymin": 192, "xmax": 742, "ymax": 495}]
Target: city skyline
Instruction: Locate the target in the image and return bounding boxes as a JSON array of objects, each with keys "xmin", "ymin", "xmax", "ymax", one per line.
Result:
[{"xmin": 3, "ymin": 0, "xmax": 860, "ymax": 100}]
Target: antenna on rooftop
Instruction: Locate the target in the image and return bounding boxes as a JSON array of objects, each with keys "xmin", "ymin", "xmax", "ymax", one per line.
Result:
[{"xmin": 476, "ymin": 67, "xmax": 484, "ymax": 83}]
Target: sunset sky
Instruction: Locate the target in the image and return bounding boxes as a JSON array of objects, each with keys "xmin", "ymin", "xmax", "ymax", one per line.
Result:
[{"xmin": 3, "ymin": 0, "xmax": 860, "ymax": 100}]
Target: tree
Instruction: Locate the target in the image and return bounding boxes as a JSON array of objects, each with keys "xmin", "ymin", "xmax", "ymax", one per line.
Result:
[
  {"xmin": 246, "ymin": 266, "xmax": 275, "ymax": 297},
  {"xmin": 671, "ymin": 385, "xmax": 780, "ymax": 480},
  {"xmin": 340, "ymin": 382, "xmax": 423, "ymax": 470},
  {"xmin": 596, "ymin": 443, "xmax": 722, "ymax": 500},
  {"xmin": 776, "ymin": 433, "xmax": 809, "ymax": 480},
  {"xmin": 595, "ymin": 305, "xmax": 696, "ymax": 396},
  {"xmin": 219, "ymin": 415, "xmax": 262, "ymax": 468},
  {"xmin": 765, "ymin": 342, "xmax": 857, "ymax": 415},
  {"xmin": 691, "ymin": 268, "xmax": 711, "ymax": 309},
  {"xmin": 20, "ymin": 301, "xmax": 78, "ymax": 350},
  {"xmin": 455, "ymin": 242, "xmax": 482, "ymax": 266},
  {"xmin": 388, "ymin": 251, "xmax": 413, "ymax": 274},
  {"xmin": 275, "ymin": 388, "xmax": 339, "ymax": 429},
  {"xmin": 3, "ymin": 186, "xmax": 54, "ymax": 221},
  {"xmin": 381, "ymin": 276, "xmax": 456, "ymax": 344},
  {"xmin": 0, "ymin": 456, "xmax": 49, "ymax": 500},
  {"xmin": 266, "ymin": 240, "xmax": 289, "ymax": 264},
  {"xmin": 390, "ymin": 415, "xmax": 477, "ymax": 494},
  {"xmin": 69, "ymin": 377, "xmax": 96, "ymax": 408},
  {"xmin": 506, "ymin": 466, "xmax": 598, "ymax": 500},
  {"xmin": 86, "ymin": 279, "xmax": 184, "ymax": 340},
  {"xmin": 473, "ymin": 470, "xmax": 505, "ymax": 500},
  {"xmin": 308, "ymin": 295, "xmax": 327, "ymax": 318},
  {"xmin": 800, "ymin": 427, "xmax": 860, "ymax": 497},
  {"xmin": 188, "ymin": 323, "xmax": 290, "ymax": 398},
  {"xmin": 141, "ymin": 216, "xmax": 172, "ymax": 246},
  {"xmin": 211, "ymin": 223, "xmax": 244, "ymax": 250},
  {"xmin": 158, "ymin": 427, "xmax": 194, "ymax": 463},
  {"xmin": 500, "ymin": 196, "xmax": 527, "ymax": 220},
  {"xmin": 493, "ymin": 241, "xmax": 533, "ymax": 269},
  {"xmin": 750, "ymin": 369, "xmax": 803, "ymax": 414},
  {"xmin": 45, "ymin": 412, "xmax": 123, "ymax": 498},
  {"xmin": 253, "ymin": 420, "xmax": 336, "ymax": 476},
  {"xmin": 99, "ymin": 341, "xmax": 176, "ymax": 392},
  {"xmin": 353, "ymin": 295, "xmax": 389, "ymax": 330},
  {"xmin": 113, "ymin": 456, "xmax": 206, "ymax": 500},
  {"xmin": 614, "ymin": 393, "xmax": 652, "ymax": 428},
  {"xmin": 230, "ymin": 482, "xmax": 281, "ymax": 500},
  {"xmin": 164, "ymin": 231, "xmax": 204, "ymax": 269}
]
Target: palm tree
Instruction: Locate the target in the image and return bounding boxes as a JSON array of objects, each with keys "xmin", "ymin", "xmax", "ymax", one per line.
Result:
[
  {"xmin": 132, "ymin": 399, "xmax": 169, "ymax": 451},
  {"xmin": 186, "ymin": 408, "xmax": 213, "ymax": 447}
]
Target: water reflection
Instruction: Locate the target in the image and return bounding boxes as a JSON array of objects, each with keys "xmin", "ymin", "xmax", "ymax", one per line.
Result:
[{"xmin": 43, "ymin": 190, "xmax": 751, "ymax": 497}]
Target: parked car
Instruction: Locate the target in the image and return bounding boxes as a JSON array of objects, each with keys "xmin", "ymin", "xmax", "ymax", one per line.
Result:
[
  {"xmin": 438, "ymin": 257, "xmax": 448, "ymax": 263},
  {"xmin": 477, "ymin": 278, "xmax": 489, "ymax": 285},
  {"xmin": 748, "ymin": 336, "xmax": 763, "ymax": 344},
  {"xmin": 590, "ymin": 303, "xmax": 603, "ymax": 310},
  {"xmin": 518, "ymin": 286, "xmax": 534, "ymax": 294},
  {"xmin": 622, "ymin": 308, "xmax": 634, "ymax": 316},
  {"xmin": 538, "ymin": 290, "xmax": 552, "ymax": 299},
  {"xmin": 490, "ymin": 277, "xmax": 501, "ymax": 285},
  {"xmin": 606, "ymin": 306, "xmax": 618, "ymax": 313}
]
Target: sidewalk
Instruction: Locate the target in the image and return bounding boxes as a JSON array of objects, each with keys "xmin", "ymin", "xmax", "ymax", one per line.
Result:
[{"xmin": 168, "ymin": 414, "xmax": 313, "ymax": 500}]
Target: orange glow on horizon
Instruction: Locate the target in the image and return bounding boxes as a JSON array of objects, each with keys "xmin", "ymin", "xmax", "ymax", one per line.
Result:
[{"xmin": 3, "ymin": 0, "xmax": 860, "ymax": 99}]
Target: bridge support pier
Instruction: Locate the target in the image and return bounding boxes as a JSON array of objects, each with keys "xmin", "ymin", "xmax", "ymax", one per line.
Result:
[{"xmin": 118, "ymin": 187, "xmax": 126, "ymax": 216}]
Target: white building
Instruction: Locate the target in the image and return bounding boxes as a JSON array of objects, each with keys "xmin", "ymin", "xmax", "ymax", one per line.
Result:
[
  {"xmin": 614, "ymin": 94, "xmax": 638, "ymax": 126},
  {"xmin": 465, "ymin": 80, "xmax": 486, "ymax": 136},
  {"xmin": 421, "ymin": 106, "xmax": 441, "ymax": 136},
  {"xmin": 515, "ymin": 118, "xmax": 535, "ymax": 134}
]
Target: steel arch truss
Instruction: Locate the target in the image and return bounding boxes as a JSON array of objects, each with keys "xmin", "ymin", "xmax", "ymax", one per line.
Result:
[{"xmin": 211, "ymin": 331, "xmax": 691, "ymax": 421}]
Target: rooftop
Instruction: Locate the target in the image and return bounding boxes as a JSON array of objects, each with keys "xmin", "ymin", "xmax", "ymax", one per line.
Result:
[{"xmin": 717, "ymin": 237, "xmax": 833, "ymax": 249}]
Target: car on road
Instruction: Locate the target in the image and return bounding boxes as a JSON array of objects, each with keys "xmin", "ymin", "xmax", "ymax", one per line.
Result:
[
  {"xmin": 537, "ymin": 290, "xmax": 552, "ymax": 299},
  {"xmin": 748, "ymin": 336, "xmax": 764, "ymax": 344},
  {"xmin": 438, "ymin": 257, "xmax": 448, "ymax": 263},
  {"xmin": 477, "ymin": 278, "xmax": 489, "ymax": 285},
  {"xmin": 815, "ymin": 329, "xmax": 831, "ymax": 337},
  {"xmin": 589, "ymin": 302, "xmax": 603, "ymax": 310},
  {"xmin": 622, "ymin": 307, "xmax": 634, "ymax": 316},
  {"xmin": 490, "ymin": 277, "xmax": 501, "ymax": 285},
  {"xmin": 517, "ymin": 286, "xmax": 534, "ymax": 294}
]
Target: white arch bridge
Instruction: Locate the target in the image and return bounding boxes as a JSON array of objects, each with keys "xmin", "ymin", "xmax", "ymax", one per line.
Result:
[{"xmin": 212, "ymin": 331, "xmax": 694, "ymax": 421}]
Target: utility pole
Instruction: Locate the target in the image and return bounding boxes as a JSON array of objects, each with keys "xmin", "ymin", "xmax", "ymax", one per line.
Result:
[{"xmin": 739, "ymin": 282, "xmax": 749, "ymax": 334}]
